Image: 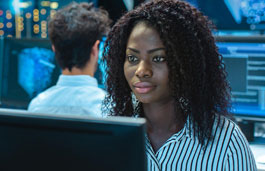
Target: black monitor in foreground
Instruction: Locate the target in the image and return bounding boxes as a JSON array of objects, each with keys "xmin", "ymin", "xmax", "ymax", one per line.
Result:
[{"xmin": 0, "ymin": 108, "xmax": 147, "ymax": 171}]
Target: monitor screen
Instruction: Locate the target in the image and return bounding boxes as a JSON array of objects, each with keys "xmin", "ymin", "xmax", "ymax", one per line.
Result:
[
  {"xmin": 0, "ymin": 38, "xmax": 61, "ymax": 109},
  {"xmin": 0, "ymin": 108, "xmax": 147, "ymax": 171},
  {"xmin": 0, "ymin": 37, "xmax": 107, "ymax": 109},
  {"xmin": 185, "ymin": 0, "xmax": 265, "ymax": 31},
  {"xmin": 216, "ymin": 35, "xmax": 265, "ymax": 121},
  {"xmin": 94, "ymin": 36, "xmax": 107, "ymax": 89}
]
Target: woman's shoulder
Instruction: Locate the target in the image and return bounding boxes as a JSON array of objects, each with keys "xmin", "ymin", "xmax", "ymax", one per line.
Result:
[
  {"xmin": 213, "ymin": 115, "xmax": 250, "ymax": 148},
  {"xmin": 214, "ymin": 115, "xmax": 237, "ymax": 130},
  {"xmin": 213, "ymin": 116, "xmax": 257, "ymax": 170},
  {"xmin": 213, "ymin": 115, "xmax": 240, "ymax": 138}
]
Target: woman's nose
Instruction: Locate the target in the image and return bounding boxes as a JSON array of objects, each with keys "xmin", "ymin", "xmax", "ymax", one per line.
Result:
[{"xmin": 135, "ymin": 61, "xmax": 153, "ymax": 78}]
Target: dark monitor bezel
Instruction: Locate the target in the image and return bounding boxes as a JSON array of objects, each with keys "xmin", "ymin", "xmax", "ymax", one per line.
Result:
[
  {"xmin": 0, "ymin": 108, "xmax": 147, "ymax": 171},
  {"xmin": 215, "ymin": 35, "xmax": 265, "ymax": 43}
]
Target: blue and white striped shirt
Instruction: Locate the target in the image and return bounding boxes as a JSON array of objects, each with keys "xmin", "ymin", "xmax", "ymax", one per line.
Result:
[{"xmin": 145, "ymin": 116, "xmax": 257, "ymax": 171}]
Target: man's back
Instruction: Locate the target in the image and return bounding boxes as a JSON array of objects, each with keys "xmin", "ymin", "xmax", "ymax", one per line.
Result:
[{"xmin": 28, "ymin": 75, "xmax": 106, "ymax": 117}]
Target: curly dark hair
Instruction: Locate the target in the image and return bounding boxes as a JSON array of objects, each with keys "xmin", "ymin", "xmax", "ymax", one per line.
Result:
[
  {"xmin": 48, "ymin": 2, "xmax": 111, "ymax": 71},
  {"xmin": 103, "ymin": 0, "xmax": 231, "ymax": 145}
]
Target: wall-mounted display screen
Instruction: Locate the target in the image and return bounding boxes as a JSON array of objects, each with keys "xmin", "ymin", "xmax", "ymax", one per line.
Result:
[{"xmin": 216, "ymin": 35, "xmax": 265, "ymax": 121}]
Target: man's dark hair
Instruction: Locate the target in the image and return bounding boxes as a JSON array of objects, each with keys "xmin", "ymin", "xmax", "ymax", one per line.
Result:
[
  {"xmin": 48, "ymin": 2, "xmax": 111, "ymax": 71},
  {"xmin": 103, "ymin": 0, "xmax": 231, "ymax": 145}
]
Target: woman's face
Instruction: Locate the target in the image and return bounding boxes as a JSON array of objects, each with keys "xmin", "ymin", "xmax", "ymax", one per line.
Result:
[{"xmin": 124, "ymin": 22, "xmax": 172, "ymax": 104}]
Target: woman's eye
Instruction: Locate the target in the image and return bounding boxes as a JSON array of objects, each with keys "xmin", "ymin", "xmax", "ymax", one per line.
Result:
[
  {"xmin": 127, "ymin": 55, "xmax": 138, "ymax": 63},
  {"xmin": 153, "ymin": 56, "xmax": 166, "ymax": 62}
]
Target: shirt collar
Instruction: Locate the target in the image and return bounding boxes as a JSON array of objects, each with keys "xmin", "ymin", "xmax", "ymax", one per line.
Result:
[
  {"xmin": 177, "ymin": 116, "xmax": 194, "ymax": 141},
  {"xmin": 56, "ymin": 74, "xmax": 98, "ymax": 87},
  {"xmin": 145, "ymin": 116, "xmax": 194, "ymax": 147}
]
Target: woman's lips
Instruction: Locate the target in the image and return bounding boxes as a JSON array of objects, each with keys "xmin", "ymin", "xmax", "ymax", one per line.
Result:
[{"xmin": 133, "ymin": 82, "xmax": 154, "ymax": 94}]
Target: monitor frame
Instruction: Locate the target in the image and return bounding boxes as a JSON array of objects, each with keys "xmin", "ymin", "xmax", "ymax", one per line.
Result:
[
  {"xmin": 215, "ymin": 35, "xmax": 265, "ymax": 43},
  {"xmin": 0, "ymin": 108, "xmax": 147, "ymax": 171}
]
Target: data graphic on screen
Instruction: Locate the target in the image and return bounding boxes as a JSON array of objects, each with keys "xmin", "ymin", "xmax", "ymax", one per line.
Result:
[
  {"xmin": 18, "ymin": 47, "xmax": 56, "ymax": 98},
  {"xmin": 185, "ymin": 0, "xmax": 265, "ymax": 31},
  {"xmin": 216, "ymin": 36, "xmax": 265, "ymax": 120},
  {"xmin": 0, "ymin": 38, "xmax": 61, "ymax": 109}
]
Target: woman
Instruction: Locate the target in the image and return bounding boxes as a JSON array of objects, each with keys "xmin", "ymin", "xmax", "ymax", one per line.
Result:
[{"xmin": 103, "ymin": 0, "xmax": 256, "ymax": 170}]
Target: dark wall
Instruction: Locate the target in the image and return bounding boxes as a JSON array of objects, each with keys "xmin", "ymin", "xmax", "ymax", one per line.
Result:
[{"xmin": 98, "ymin": 0, "xmax": 145, "ymax": 24}]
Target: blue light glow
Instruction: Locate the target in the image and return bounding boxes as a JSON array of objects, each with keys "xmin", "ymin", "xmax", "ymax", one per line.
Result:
[
  {"xmin": 224, "ymin": 0, "xmax": 265, "ymax": 25},
  {"xmin": 18, "ymin": 47, "xmax": 55, "ymax": 98},
  {"xmin": 12, "ymin": 0, "xmax": 20, "ymax": 14}
]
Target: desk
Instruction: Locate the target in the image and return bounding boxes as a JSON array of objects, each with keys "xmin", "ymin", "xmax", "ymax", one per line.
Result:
[{"xmin": 250, "ymin": 142, "xmax": 265, "ymax": 171}]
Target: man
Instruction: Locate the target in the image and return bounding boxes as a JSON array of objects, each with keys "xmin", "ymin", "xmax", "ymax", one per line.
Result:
[{"xmin": 28, "ymin": 2, "xmax": 111, "ymax": 117}]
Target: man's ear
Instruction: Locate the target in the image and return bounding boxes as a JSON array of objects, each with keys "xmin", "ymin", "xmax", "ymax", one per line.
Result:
[
  {"xmin": 90, "ymin": 40, "xmax": 100, "ymax": 62},
  {"xmin": 52, "ymin": 44, "xmax": 56, "ymax": 52}
]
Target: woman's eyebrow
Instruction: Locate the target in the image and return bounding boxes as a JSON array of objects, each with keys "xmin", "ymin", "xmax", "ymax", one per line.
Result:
[
  {"xmin": 127, "ymin": 47, "xmax": 165, "ymax": 54},
  {"xmin": 127, "ymin": 47, "xmax": 140, "ymax": 53},
  {"xmin": 147, "ymin": 48, "xmax": 165, "ymax": 54}
]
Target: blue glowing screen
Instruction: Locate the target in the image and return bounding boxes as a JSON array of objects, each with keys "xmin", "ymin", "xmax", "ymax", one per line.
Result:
[
  {"xmin": 185, "ymin": 0, "xmax": 265, "ymax": 31},
  {"xmin": 216, "ymin": 38, "xmax": 265, "ymax": 119},
  {"xmin": 0, "ymin": 38, "xmax": 61, "ymax": 109},
  {"xmin": 95, "ymin": 36, "xmax": 107, "ymax": 89},
  {"xmin": 18, "ymin": 47, "xmax": 55, "ymax": 98}
]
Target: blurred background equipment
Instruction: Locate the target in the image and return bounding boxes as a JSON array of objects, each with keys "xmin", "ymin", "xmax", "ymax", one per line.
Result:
[
  {"xmin": 0, "ymin": 0, "xmax": 145, "ymax": 39},
  {"xmin": 0, "ymin": 0, "xmax": 265, "ymax": 39},
  {"xmin": 0, "ymin": 0, "xmax": 100, "ymax": 38},
  {"xmin": 187, "ymin": 0, "xmax": 265, "ymax": 34},
  {"xmin": 216, "ymin": 36, "xmax": 265, "ymax": 114}
]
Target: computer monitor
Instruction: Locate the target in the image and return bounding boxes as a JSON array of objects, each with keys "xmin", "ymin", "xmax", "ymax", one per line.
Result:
[
  {"xmin": 185, "ymin": 0, "xmax": 265, "ymax": 32},
  {"xmin": 0, "ymin": 37, "xmax": 61, "ymax": 109},
  {"xmin": 0, "ymin": 108, "xmax": 147, "ymax": 171},
  {"xmin": 216, "ymin": 35, "xmax": 265, "ymax": 121},
  {"xmin": 0, "ymin": 37, "xmax": 107, "ymax": 109}
]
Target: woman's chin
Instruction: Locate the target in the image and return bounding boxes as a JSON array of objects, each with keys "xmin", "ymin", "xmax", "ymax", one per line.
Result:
[{"xmin": 135, "ymin": 95, "xmax": 153, "ymax": 104}]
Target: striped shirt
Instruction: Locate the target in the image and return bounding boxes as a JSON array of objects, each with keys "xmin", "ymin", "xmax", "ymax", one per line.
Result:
[{"xmin": 145, "ymin": 116, "xmax": 257, "ymax": 171}]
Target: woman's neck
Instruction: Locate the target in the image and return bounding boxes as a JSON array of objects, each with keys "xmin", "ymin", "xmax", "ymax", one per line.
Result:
[
  {"xmin": 143, "ymin": 99, "xmax": 184, "ymax": 153},
  {"xmin": 144, "ymin": 99, "xmax": 179, "ymax": 132}
]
